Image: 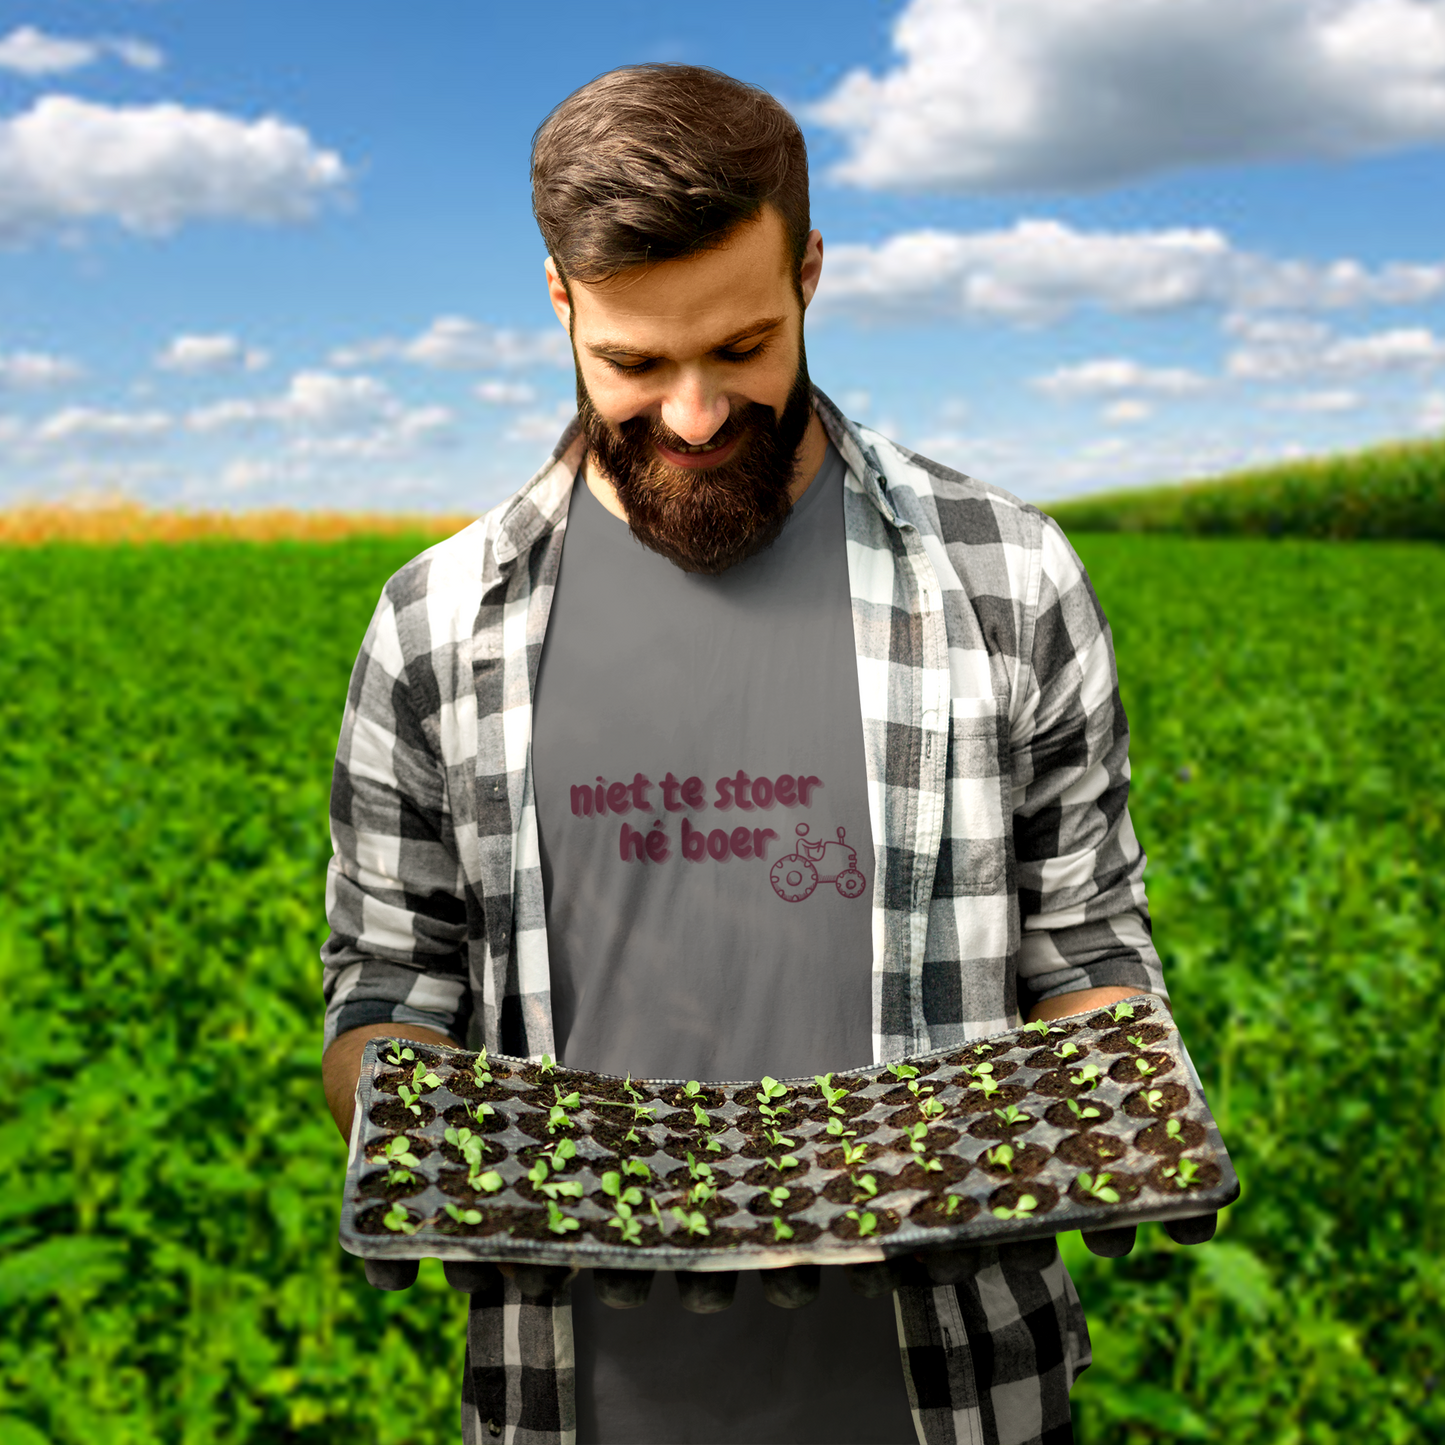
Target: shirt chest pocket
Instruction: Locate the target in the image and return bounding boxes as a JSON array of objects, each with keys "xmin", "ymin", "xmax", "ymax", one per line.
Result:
[{"xmin": 943, "ymin": 694, "xmax": 1010, "ymax": 892}]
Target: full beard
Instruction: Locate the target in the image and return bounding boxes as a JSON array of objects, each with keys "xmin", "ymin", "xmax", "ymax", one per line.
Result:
[{"xmin": 575, "ymin": 348, "xmax": 815, "ymax": 575}]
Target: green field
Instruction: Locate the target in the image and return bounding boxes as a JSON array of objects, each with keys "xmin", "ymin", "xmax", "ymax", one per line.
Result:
[{"xmin": 1, "ymin": 532, "xmax": 1441, "ymax": 1442}]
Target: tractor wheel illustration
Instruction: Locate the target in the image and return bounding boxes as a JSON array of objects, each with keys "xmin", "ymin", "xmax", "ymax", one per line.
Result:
[
  {"xmin": 770, "ymin": 856, "xmax": 819, "ymax": 902},
  {"xmin": 835, "ymin": 867, "xmax": 866, "ymax": 899}
]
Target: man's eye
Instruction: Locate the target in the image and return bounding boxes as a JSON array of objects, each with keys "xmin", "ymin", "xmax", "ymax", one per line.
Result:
[
  {"xmin": 603, "ymin": 357, "xmax": 653, "ymax": 375},
  {"xmin": 719, "ymin": 343, "xmax": 767, "ymax": 363}
]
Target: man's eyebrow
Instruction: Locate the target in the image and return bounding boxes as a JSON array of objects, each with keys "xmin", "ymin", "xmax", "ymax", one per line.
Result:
[{"xmin": 585, "ymin": 316, "xmax": 788, "ymax": 359}]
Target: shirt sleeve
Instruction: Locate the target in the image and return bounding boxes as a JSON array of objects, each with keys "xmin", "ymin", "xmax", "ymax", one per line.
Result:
[
  {"xmin": 1010, "ymin": 514, "xmax": 1170, "ymax": 1013},
  {"xmin": 320, "ymin": 579, "xmax": 472, "ymax": 1052}
]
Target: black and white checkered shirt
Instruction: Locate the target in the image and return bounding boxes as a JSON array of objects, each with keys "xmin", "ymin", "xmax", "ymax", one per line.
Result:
[{"xmin": 322, "ymin": 388, "xmax": 1169, "ymax": 1445}]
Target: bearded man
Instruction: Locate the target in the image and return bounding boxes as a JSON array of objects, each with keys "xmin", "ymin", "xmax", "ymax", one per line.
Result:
[{"xmin": 321, "ymin": 62, "xmax": 1170, "ymax": 1445}]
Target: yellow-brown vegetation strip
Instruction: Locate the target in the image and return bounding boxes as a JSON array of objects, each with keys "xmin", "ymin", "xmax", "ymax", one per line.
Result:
[{"xmin": 0, "ymin": 503, "xmax": 477, "ymax": 546}]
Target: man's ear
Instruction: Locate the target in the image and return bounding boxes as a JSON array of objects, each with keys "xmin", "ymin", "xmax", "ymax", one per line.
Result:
[
  {"xmin": 799, "ymin": 230, "xmax": 824, "ymax": 310},
  {"xmin": 544, "ymin": 257, "xmax": 572, "ymax": 331}
]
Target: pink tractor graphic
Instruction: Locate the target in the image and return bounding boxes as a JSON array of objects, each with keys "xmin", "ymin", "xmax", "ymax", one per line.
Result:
[{"xmin": 770, "ymin": 823, "xmax": 867, "ymax": 903}]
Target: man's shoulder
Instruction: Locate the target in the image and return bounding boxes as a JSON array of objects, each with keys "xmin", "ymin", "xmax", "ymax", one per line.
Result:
[{"xmin": 865, "ymin": 428, "xmax": 1052, "ymax": 555}]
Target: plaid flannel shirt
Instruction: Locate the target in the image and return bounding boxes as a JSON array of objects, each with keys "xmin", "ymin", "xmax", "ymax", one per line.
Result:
[{"xmin": 322, "ymin": 388, "xmax": 1170, "ymax": 1445}]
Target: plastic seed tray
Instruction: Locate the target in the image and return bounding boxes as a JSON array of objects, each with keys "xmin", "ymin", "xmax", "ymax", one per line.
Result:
[{"xmin": 339, "ymin": 994, "xmax": 1239, "ymax": 1273}]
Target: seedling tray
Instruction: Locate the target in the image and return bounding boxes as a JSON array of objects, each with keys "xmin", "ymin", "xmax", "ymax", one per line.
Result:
[{"xmin": 339, "ymin": 994, "xmax": 1238, "ymax": 1272}]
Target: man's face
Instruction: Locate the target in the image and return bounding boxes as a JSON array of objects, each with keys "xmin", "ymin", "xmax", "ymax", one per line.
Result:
[{"xmin": 546, "ymin": 206, "xmax": 824, "ymax": 574}]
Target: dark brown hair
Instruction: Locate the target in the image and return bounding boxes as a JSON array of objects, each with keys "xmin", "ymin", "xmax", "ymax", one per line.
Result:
[{"xmin": 531, "ymin": 64, "xmax": 810, "ymax": 288}]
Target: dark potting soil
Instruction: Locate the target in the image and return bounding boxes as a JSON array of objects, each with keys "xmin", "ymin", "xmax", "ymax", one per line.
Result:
[
  {"xmin": 886, "ymin": 1099, "xmax": 961, "ymax": 1131},
  {"xmin": 373, "ymin": 1070, "xmax": 404, "ymax": 1095},
  {"xmin": 1086, "ymin": 1001, "xmax": 1156, "ymax": 1028},
  {"xmin": 737, "ymin": 1131, "xmax": 810, "ymax": 1160},
  {"xmin": 1043, "ymin": 1099, "xmax": 1114, "ymax": 1130},
  {"xmin": 748, "ymin": 1218, "xmax": 822, "ymax": 1246},
  {"xmin": 975, "ymin": 1141, "xmax": 1052, "ymax": 1180},
  {"xmin": 443, "ymin": 1073, "xmax": 521, "ymax": 1104},
  {"xmin": 514, "ymin": 1176, "xmax": 589, "ymax": 1207},
  {"xmin": 1095, "ymin": 1023, "xmax": 1169, "ymax": 1054},
  {"xmin": 821, "ymin": 1172, "xmax": 898, "ymax": 1206},
  {"xmin": 503, "ymin": 1205, "xmax": 592, "ymax": 1243},
  {"xmin": 1145, "ymin": 1157, "xmax": 1222, "ymax": 1195},
  {"xmin": 1109, "ymin": 1052, "xmax": 1176, "ymax": 1085},
  {"xmin": 514, "ymin": 1143, "xmax": 587, "ymax": 1173},
  {"xmin": 987, "ymin": 1180, "xmax": 1060, "ymax": 1215},
  {"xmin": 957, "ymin": 1084, "xmax": 1029, "ymax": 1112},
  {"xmin": 357, "ymin": 1168, "xmax": 428, "ymax": 1202},
  {"xmin": 513, "ymin": 1112, "xmax": 582, "ymax": 1144},
  {"xmin": 952, "ymin": 1058, "xmax": 1021, "ymax": 1085},
  {"xmin": 745, "ymin": 1186, "xmax": 817, "ymax": 1217},
  {"xmin": 440, "ymin": 1135, "xmax": 508, "ymax": 1167},
  {"xmin": 365, "ymin": 1132, "xmax": 434, "ymax": 1162},
  {"xmin": 441, "ymin": 1103, "xmax": 509, "ymax": 1133},
  {"xmin": 829, "ymin": 1207, "xmax": 901, "ymax": 1241},
  {"xmin": 1123, "ymin": 1083, "xmax": 1190, "ymax": 1118},
  {"xmin": 369, "ymin": 1098, "xmax": 437, "ymax": 1129},
  {"xmin": 1031, "ymin": 1069, "xmax": 1103, "ymax": 1100},
  {"xmin": 1067, "ymin": 1170, "xmax": 1145, "ymax": 1206},
  {"xmin": 816, "ymin": 1142, "xmax": 887, "ymax": 1170},
  {"xmin": 741, "ymin": 1161, "xmax": 811, "ymax": 1189},
  {"xmin": 657, "ymin": 1085, "xmax": 728, "ymax": 1111},
  {"xmin": 966, "ymin": 1112, "xmax": 1039, "ymax": 1142},
  {"xmin": 354, "ymin": 1202, "xmax": 424, "ymax": 1235},
  {"xmin": 1023, "ymin": 1045, "xmax": 1090, "ymax": 1070},
  {"xmin": 436, "ymin": 1169, "xmax": 509, "ymax": 1205},
  {"xmin": 585, "ymin": 1217, "xmax": 665, "ymax": 1249},
  {"xmin": 800, "ymin": 1092, "xmax": 879, "ymax": 1122},
  {"xmin": 1134, "ymin": 1118, "xmax": 1207, "ymax": 1155},
  {"xmin": 660, "ymin": 1222, "xmax": 751, "ymax": 1250},
  {"xmin": 909, "ymin": 1192, "xmax": 982, "ymax": 1228},
  {"xmin": 586, "ymin": 1116, "xmax": 665, "ymax": 1154},
  {"xmin": 892, "ymin": 1154, "xmax": 971, "ymax": 1190},
  {"xmin": 1054, "ymin": 1131, "xmax": 1129, "ymax": 1170}
]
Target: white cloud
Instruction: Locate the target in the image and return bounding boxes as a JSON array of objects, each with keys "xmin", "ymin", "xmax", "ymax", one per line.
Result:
[
  {"xmin": 475, "ymin": 379, "xmax": 537, "ymax": 406},
  {"xmin": 1264, "ymin": 388, "xmax": 1364, "ymax": 412},
  {"xmin": 332, "ymin": 315, "xmax": 571, "ymax": 372},
  {"xmin": 506, "ymin": 401, "xmax": 576, "ymax": 442},
  {"xmin": 156, "ymin": 333, "xmax": 268, "ymax": 376},
  {"xmin": 812, "ymin": 0, "xmax": 1445, "ymax": 193},
  {"xmin": 33, "ymin": 406, "xmax": 171, "ymax": 451},
  {"xmin": 841, "ymin": 389, "xmax": 872, "ymax": 416},
  {"xmin": 0, "ymin": 349, "xmax": 84, "ymax": 389},
  {"xmin": 0, "ymin": 25, "xmax": 163, "ymax": 77},
  {"xmin": 1033, "ymin": 357, "xmax": 1210, "ymax": 398},
  {"xmin": 1415, "ymin": 391, "xmax": 1445, "ymax": 430},
  {"xmin": 1102, "ymin": 398, "xmax": 1154, "ymax": 424},
  {"xmin": 0, "ymin": 96, "xmax": 347, "ymax": 245},
  {"xmin": 185, "ymin": 370, "xmax": 454, "ymax": 459},
  {"xmin": 813, "ymin": 220, "xmax": 1445, "ymax": 327},
  {"xmin": 1227, "ymin": 316, "xmax": 1445, "ymax": 380}
]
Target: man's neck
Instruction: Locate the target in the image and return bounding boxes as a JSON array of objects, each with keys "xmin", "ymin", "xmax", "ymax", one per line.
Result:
[{"xmin": 584, "ymin": 405, "xmax": 828, "ymax": 524}]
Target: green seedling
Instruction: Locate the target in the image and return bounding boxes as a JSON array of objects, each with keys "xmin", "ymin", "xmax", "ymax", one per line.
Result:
[
  {"xmin": 887, "ymin": 1062, "xmax": 920, "ymax": 1082},
  {"xmin": 985, "ymin": 1143, "xmax": 1015, "ymax": 1172},
  {"xmin": 941, "ymin": 1194, "xmax": 966, "ymax": 1216},
  {"xmin": 396, "ymin": 1084, "xmax": 425, "ymax": 1116},
  {"xmin": 553, "ymin": 1085, "xmax": 581, "ymax": 1111},
  {"xmin": 537, "ymin": 1053, "xmax": 556, "ymax": 1075},
  {"xmin": 1077, "ymin": 1171, "xmax": 1121, "ymax": 1203},
  {"xmin": 1134, "ymin": 1057, "xmax": 1159, "ymax": 1077},
  {"xmin": 382, "ymin": 1203, "xmax": 418, "ymax": 1235},
  {"xmin": 621, "ymin": 1157, "xmax": 650, "ymax": 1182},
  {"xmin": 1164, "ymin": 1117, "xmax": 1184, "ymax": 1140},
  {"xmin": 991, "ymin": 1194, "xmax": 1038, "ymax": 1220},
  {"xmin": 760, "ymin": 1185, "xmax": 790, "ymax": 1210},
  {"xmin": 1162, "ymin": 1157, "xmax": 1202, "ymax": 1189},
  {"xmin": 814, "ymin": 1073, "xmax": 850, "ymax": 1114},
  {"xmin": 608, "ymin": 1202, "xmax": 643, "ymax": 1245},
  {"xmin": 845, "ymin": 1209, "xmax": 878, "ymax": 1237},
  {"xmin": 1110, "ymin": 1002, "xmax": 1136, "ymax": 1022},
  {"xmin": 460, "ymin": 1098, "xmax": 495, "ymax": 1126},
  {"xmin": 601, "ymin": 1171, "xmax": 644, "ymax": 1210},
  {"xmin": 671, "ymin": 1207, "xmax": 710, "ymax": 1238},
  {"xmin": 472, "ymin": 1048, "xmax": 492, "ymax": 1088},
  {"xmin": 545, "ymin": 1200, "xmax": 578, "ymax": 1235},
  {"xmin": 763, "ymin": 1126, "xmax": 796, "ymax": 1150},
  {"xmin": 382, "ymin": 1043, "xmax": 416, "ymax": 1068},
  {"xmin": 975, "ymin": 1075, "xmax": 1003, "ymax": 1099},
  {"xmin": 543, "ymin": 1137, "xmax": 578, "ymax": 1172},
  {"xmin": 993, "ymin": 1103, "xmax": 1028, "ymax": 1127},
  {"xmin": 1066, "ymin": 1097, "xmax": 1102, "ymax": 1122},
  {"xmin": 527, "ymin": 1159, "xmax": 582, "ymax": 1202},
  {"xmin": 825, "ymin": 1115, "xmax": 857, "ymax": 1138},
  {"xmin": 469, "ymin": 1170, "xmax": 504, "ymax": 1194},
  {"xmin": 917, "ymin": 1155, "xmax": 943, "ymax": 1173},
  {"xmin": 771, "ymin": 1216, "xmax": 794, "ymax": 1242},
  {"xmin": 688, "ymin": 1178, "xmax": 717, "ymax": 1206},
  {"xmin": 684, "ymin": 1152, "xmax": 713, "ymax": 1183},
  {"xmin": 764, "ymin": 1154, "xmax": 799, "ymax": 1173},
  {"xmin": 966, "ymin": 1061, "xmax": 994, "ymax": 1078},
  {"xmin": 622, "ymin": 1073, "xmax": 643, "ymax": 1103},
  {"xmin": 631, "ymin": 1102, "xmax": 657, "ymax": 1122},
  {"xmin": 649, "ymin": 1196, "xmax": 664, "ymax": 1224},
  {"xmin": 411, "ymin": 1060, "xmax": 443, "ymax": 1091},
  {"xmin": 1021, "ymin": 1020, "xmax": 1051, "ymax": 1037},
  {"xmin": 682, "ymin": 1080, "xmax": 704, "ymax": 1099},
  {"xmin": 692, "ymin": 1103, "xmax": 712, "ymax": 1128},
  {"xmin": 903, "ymin": 1122, "xmax": 931, "ymax": 1155},
  {"xmin": 381, "ymin": 1135, "xmax": 420, "ymax": 1185},
  {"xmin": 444, "ymin": 1203, "xmax": 483, "ymax": 1226},
  {"xmin": 850, "ymin": 1173, "xmax": 879, "ymax": 1201},
  {"xmin": 1069, "ymin": 1064, "xmax": 1104, "ymax": 1092},
  {"xmin": 837, "ymin": 1138, "xmax": 868, "ymax": 1166},
  {"xmin": 918, "ymin": 1094, "xmax": 946, "ymax": 1119},
  {"xmin": 1126, "ymin": 1033, "xmax": 1148, "ymax": 1049},
  {"xmin": 1054, "ymin": 1040, "xmax": 1080, "ymax": 1059},
  {"xmin": 757, "ymin": 1076, "xmax": 788, "ymax": 1107},
  {"xmin": 1142, "ymin": 1088, "xmax": 1166, "ymax": 1113},
  {"xmin": 546, "ymin": 1104, "xmax": 576, "ymax": 1134}
]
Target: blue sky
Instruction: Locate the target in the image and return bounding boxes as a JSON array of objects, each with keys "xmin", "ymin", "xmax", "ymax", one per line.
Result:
[{"xmin": 6, "ymin": 0, "xmax": 1445, "ymax": 512}]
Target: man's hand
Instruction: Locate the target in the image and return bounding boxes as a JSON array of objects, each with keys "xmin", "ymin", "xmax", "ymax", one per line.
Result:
[
  {"xmin": 1027, "ymin": 984, "xmax": 1171, "ymax": 1024},
  {"xmin": 322, "ymin": 1021, "xmax": 457, "ymax": 1144}
]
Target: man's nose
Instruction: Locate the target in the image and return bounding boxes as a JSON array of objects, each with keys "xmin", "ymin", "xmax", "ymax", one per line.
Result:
[{"xmin": 660, "ymin": 374, "xmax": 729, "ymax": 445}]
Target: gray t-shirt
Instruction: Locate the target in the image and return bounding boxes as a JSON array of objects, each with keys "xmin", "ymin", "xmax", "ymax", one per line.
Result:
[{"xmin": 531, "ymin": 442, "xmax": 915, "ymax": 1444}]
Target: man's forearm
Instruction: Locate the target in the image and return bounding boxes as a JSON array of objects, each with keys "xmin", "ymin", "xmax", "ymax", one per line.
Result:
[
  {"xmin": 1027, "ymin": 984, "xmax": 1171, "ymax": 1024},
  {"xmin": 322, "ymin": 1021, "xmax": 457, "ymax": 1143}
]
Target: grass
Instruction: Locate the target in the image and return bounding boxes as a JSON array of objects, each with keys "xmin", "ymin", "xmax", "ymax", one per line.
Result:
[
  {"xmin": 0, "ymin": 528, "xmax": 1440, "ymax": 1441},
  {"xmin": 1042, "ymin": 434, "xmax": 1445, "ymax": 540}
]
